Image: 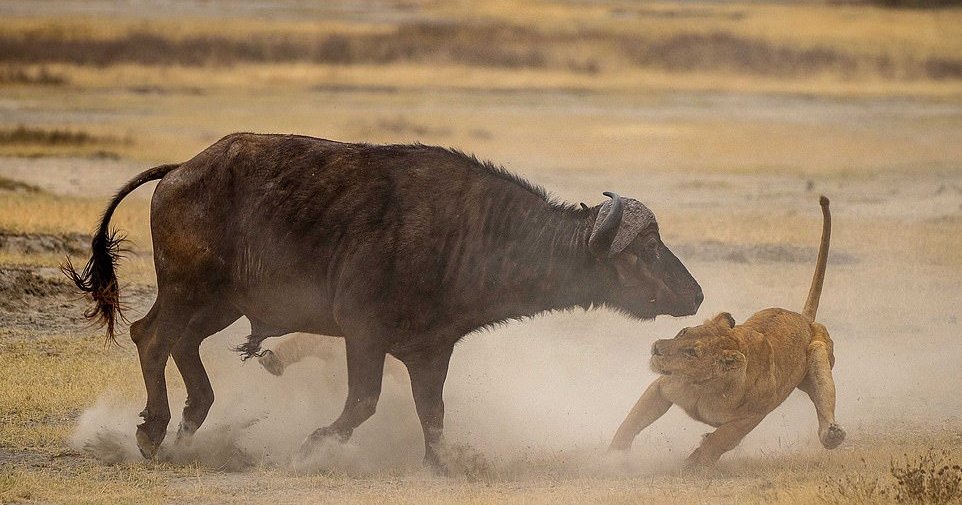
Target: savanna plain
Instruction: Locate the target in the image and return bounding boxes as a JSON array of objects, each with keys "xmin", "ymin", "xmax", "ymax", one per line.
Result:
[{"xmin": 1, "ymin": 1, "xmax": 961, "ymax": 503}]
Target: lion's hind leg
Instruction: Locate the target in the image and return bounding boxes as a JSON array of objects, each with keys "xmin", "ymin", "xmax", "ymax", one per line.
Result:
[
  {"xmin": 259, "ymin": 333, "xmax": 336, "ymax": 376},
  {"xmin": 609, "ymin": 378, "xmax": 672, "ymax": 451},
  {"xmin": 798, "ymin": 331, "xmax": 845, "ymax": 449}
]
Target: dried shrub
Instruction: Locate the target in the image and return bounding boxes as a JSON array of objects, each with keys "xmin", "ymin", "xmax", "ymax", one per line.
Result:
[
  {"xmin": 0, "ymin": 125, "xmax": 128, "ymax": 146},
  {"xmin": 820, "ymin": 450, "xmax": 962, "ymax": 505},
  {"xmin": 890, "ymin": 449, "xmax": 962, "ymax": 504},
  {"xmin": 819, "ymin": 471, "xmax": 891, "ymax": 503},
  {"xmin": 0, "ymin": 66, "xmax": 66, "ymax": 85}
]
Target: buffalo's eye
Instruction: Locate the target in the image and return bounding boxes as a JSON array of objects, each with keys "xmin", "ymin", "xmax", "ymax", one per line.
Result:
[{"xmin": 683, "ymin": 347, "xmax": 698, "ymax": 358}]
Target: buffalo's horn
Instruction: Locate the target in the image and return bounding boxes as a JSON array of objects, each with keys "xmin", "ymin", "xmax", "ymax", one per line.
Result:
[{"xmin": 589, "ymin": 191, "xmax": 624, "ymax": 257}]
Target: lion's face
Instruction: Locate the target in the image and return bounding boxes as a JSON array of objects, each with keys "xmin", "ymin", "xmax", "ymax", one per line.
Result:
[{"xmin": 650, "ymin": 312, "xmax": 746, "ymax": 383}]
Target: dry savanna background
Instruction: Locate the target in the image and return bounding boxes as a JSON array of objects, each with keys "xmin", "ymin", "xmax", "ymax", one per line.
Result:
[{"xmin": 1, "ymin": 0, "xmax": 961, "ymax": 503}]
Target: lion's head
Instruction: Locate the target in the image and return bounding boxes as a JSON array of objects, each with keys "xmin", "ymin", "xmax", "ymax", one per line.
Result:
[{"xmin": 650, "ymin": 312, "xmax": 746, "ymax": 383}]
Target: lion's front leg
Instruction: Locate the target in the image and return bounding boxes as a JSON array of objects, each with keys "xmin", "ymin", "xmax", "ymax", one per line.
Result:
[
  {"xmin": 798, "ymin": 338, "xmax": 845, "ymax": 449},
  {"xmin": 609, "ymin": 378, "xmax": 672, "ymax": 451},
  {"xmin": 686, "ymin": 415, "xmax": 765, "ymax": 467}
]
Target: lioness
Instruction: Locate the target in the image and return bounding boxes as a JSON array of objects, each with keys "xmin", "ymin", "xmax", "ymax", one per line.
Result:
[{"xmin": 609, "ymin": 196, "xmax": 844, "ymax": 466}]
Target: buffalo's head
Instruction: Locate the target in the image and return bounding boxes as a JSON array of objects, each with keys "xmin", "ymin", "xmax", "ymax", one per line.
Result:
[{"xmin": 589, "ymin": 192, "xmax": 702, "ymax": 319}]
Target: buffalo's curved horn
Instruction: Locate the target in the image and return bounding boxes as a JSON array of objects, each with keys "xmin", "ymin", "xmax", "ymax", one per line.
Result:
[{"xmin": 589, "ymin": 191, "xmax": 624, "ymax": 257}]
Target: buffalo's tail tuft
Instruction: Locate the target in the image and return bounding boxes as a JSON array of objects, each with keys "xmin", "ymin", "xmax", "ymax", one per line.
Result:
[{"xmin": 61, "ymin": 229, "xmax": 131, "ymax": 345}]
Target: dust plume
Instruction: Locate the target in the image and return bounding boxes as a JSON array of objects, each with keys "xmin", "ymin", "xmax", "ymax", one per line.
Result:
[{"xmin": 72, "ymin": 245, "xmax": 962, "ymax": 477}]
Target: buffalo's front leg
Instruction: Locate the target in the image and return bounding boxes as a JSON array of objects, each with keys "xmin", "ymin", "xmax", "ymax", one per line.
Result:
[
  {"xmin": 404, "ymin": 346, "xmax": 454, "ymax": 473},
  {"xmin": 299, "ymin": 336, "xmax": 385, "ymax": 452}
]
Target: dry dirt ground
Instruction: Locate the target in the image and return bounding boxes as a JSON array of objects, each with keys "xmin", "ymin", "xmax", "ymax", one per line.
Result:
[{"xmin": 2, "ymin": 1, "xmax": 962, "ymax": 504}]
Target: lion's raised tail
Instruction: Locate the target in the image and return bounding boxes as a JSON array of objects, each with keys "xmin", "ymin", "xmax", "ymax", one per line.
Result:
[{"xmin": 803, "ymin": 196, "xmax": 831, "ymax": 321}]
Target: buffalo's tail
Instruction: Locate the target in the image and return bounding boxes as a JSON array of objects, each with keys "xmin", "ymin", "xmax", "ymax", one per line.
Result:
[{"xmin": 61, "ymin": 163, "xmax": 180, "ymax": 344}]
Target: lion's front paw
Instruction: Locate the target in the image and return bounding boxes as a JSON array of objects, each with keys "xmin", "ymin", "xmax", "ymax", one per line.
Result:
[{"xmin": 820, "ymin": 423, "xmax": 845, "ymax": 449}]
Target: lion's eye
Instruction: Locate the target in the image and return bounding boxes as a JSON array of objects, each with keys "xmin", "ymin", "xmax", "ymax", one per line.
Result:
[{"xmin": 683, "ymin": 348, "xmax": 698, "ymax": 358}]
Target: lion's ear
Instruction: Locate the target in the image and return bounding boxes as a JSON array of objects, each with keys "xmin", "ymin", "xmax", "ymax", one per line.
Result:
[
  {"xmin": 719, "ymin": 350, "xmax": 746, "ymax": 370},
  {"xmin": 713, "ymin": 312, "xmax": 736, "ymax": 328}
]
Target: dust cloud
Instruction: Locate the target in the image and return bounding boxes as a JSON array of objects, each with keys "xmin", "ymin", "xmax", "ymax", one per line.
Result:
[{"xmin": 71, "ymin": 242, "xmax": 962, "ymax": 477}]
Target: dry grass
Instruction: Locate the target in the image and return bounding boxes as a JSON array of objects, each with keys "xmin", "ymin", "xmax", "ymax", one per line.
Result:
[
  {"xmin": 0, "ymin": 192, "xmax": 156, "ymax": 282},
  {"xmin": 0, "ymin": 124, "xmax": 133, "ymax": 159},
  {"xmin": 0, "ymin": 192, "xmax": 149, "ymax": 241},
  {"xmin": 0, "ymin": 3, "xmax": 959, "ymax": 82},
  {"xmin": 25, "ymin": 61, "xmax": 962, "ymax": 99},
  {"xmin": 0, "ymin": 336, "xmax": 142, "ymax": 452}
]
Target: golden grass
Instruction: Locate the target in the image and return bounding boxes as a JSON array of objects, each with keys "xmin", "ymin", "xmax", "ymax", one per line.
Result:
[
  {"xmin": 0, "ymin": 336, "xmax": 142, "ymax": 452},
  {"xmin": 24, "ymin": 62, "xmax": 962, "ymax": 99},
  {"xmin": 1, "ymin": 2, "xmax": 959, "ymax": 84},
  {"xmin": 0, "ymin": 192, "xmax": 157, "ymax": 282},
  {"xmin": 0, "ymin": 192, "xmax": 150, "ymax": 242},
  {"xmin": 0, "ymin": 16, "xmax": 390, "ymax": 41},
  {"xmin": 5, "ymin": 1, "xmax": 959, "ymax": 62}
]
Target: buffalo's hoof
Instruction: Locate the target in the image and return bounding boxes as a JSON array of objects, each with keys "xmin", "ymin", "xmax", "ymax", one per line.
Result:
[
  {"xmin": 136, "ymin": 413, "xmax": 169, "ymax": 460},
  {"xmin": 136, "ymin": 427, "xmax": 162, "ymax": 460},
  {"xmin": 295, "ymin": 426, "xmax": 350, "ymax": 459},
  {"xmin": 174, "ymin": 420, "xmax": 199, "ymax": 446},
  {"xmin": 423, "ymin": 452, "xmax": 449, "ymax": 476},
  {"xmin": 821, "ymin": 423, "xmax": 846, "ymax": 450}
]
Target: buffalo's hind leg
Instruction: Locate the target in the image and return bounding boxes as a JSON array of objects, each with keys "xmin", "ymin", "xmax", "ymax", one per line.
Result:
[
  {"xmin": 402, "ymin": 345, "xmax": 454, "ymax": 474},
  {"xmin": 298, "ymin": 335, "xmax": 386, "ymax": 455},
  {"xmin": 129, "ymin": 305, "xmax": 174, "ymax": 460},
  {"xmin": 130, "ymin": 299, "xmax": 239, "ymax": 458},
  {"xmin": 171, "ymin": 302, "xmax": 241, "ymax": 444}
]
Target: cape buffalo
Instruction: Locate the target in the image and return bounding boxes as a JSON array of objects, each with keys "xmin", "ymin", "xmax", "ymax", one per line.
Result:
[{"xmin": 64, "ymin": 133, "xmax": 702, "ymax": 470}]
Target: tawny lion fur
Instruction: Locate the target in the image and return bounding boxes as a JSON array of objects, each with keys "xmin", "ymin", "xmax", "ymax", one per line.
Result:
[
  {"xmin": 609, "ymin": 196, "xmax": 844, "ymax": 466},
  {"xmin": 259, "ymin": 334, "xmax": 407, "ymax": 382}
]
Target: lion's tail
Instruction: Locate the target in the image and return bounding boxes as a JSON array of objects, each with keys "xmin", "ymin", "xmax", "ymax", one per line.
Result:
[{"xmin": 802, "ymin": 196, "xmax": 831, "ymax": 321}]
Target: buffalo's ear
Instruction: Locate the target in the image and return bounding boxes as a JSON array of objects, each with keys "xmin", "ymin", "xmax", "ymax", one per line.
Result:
[
  {"xmin": 719, "ymin": 350, "xmax": 746, "ymax": 370},
  {"xmin": 713, "ymin": 312, "xmax": 735, "ymax": 328}
]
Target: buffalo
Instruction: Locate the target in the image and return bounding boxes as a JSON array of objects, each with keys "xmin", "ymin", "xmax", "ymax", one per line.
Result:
[{"xmin": 64, "ymin": 133, "xmax": 702, "ymax": 471}]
